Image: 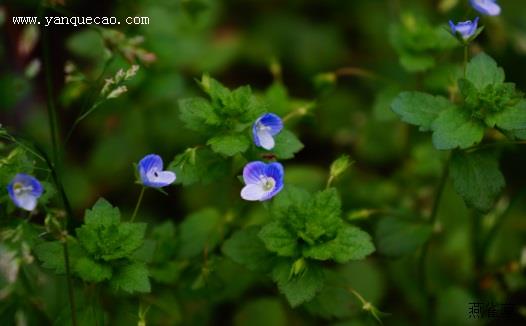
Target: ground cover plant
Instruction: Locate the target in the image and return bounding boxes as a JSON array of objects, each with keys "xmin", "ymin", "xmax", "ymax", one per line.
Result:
[{"xmin": 1, "ymin": 0, "xmax": 526, "ymax": 325}]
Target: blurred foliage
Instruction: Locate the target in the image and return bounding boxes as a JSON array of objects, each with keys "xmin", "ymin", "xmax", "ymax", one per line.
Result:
[{"xmin": 1, "ymin": 0, "xmax": 526, "ymax": 325}]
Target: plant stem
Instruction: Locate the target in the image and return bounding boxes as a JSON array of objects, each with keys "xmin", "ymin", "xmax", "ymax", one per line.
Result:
[
  {"xmin": 63, "ymin": 241, "xmax": 78, "ymax": 326},
  {"xmin": 131, "ymin": 187, "xmax": 146, "ymax": 222},
  {"xmin": 463, "ymin": 45, "xmax": 469, "ymax": 78},
  {"xmin": 417, "ymin": 153, "xmax": 450, "ymax": 322}
]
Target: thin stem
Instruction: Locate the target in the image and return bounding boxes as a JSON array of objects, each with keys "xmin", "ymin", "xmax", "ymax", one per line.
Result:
[
  {"xmin": 131, "ymin": 187, "xmax": 146, "ymax": 222},
  {"xmin": 417, "ymin": 153, "xmax": 450, "ymax": 323},
  {"xmin": 463, "ymin": 45, "xmax": 469, "ymax": 78},
  {"xmin": 63, "ymin": 241, "xmax": 78, "ymax": 326},
  {"xmin": 282, "ymin": 105, "xmax": 310, "ymax": 123}
]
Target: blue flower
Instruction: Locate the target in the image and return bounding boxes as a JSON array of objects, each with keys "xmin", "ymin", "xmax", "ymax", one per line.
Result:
[
  {"xmin": 253, "ymin": 113, "xmax": 283, "ymax": 150},
  {"xmin": 138, "ymin": 154, "xmax": 176, "ymax": 188},
  {"xmin": 470, "ymin": 0, "xmax": 501, "ymax": 16},
  {"xmin": 241, "ymin": 161, "xmax": 284, "ymax": 201},
  {"xmin": 449, "ymin": 17, "xmax": 480, "ymax": 40},
  {"xmin": 7, "ymin": 174, "xmax": 43, "ymax": 211}
]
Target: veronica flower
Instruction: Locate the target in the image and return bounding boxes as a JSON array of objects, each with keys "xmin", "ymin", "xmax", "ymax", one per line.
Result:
[
  {"xmin": 7, "ymin": 174, "xmax": 43, "ymax": 211},
  {"xmin": 253, "ymin": 113, "xmax": 283, "ymax": 150},
  {"xmin": 241, "ymin": 161, "xmax": 284, "ymax": 201},
  {"xmin": 449, "ymin": 17, "xmax": 480, "ymax": 40},
  {"xmin": 470, "ymin": 0, "xmax": 501, "ymax": 16},
  {"xmin": 138, "ymin": 154, "xmax": 176, "ymax": 188}
]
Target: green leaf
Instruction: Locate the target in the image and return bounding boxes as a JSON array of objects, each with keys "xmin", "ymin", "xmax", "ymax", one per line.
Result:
[
  {"xmin": 259, "ymin": 222, "xmax": 298, "ymax": 257},
  {"xmin": 431, "ymin": 107, "xmax": 485, "ymax": 150},
  {"xmin": 487, "ymin": 100, "xmax": 526, "ymax": 133},
  {"xmin": 110, "ymin": 262, "xmax": 151, "ymax": 293},
  {"xmin": 73, "ymin": 256, "xmax": 112, "ymax": 282},
  {"xmin": 178, "ymin": 208, "xmax": 222, "ymax": 258},
  {"xmin": 303, "ymin": 225, "xmax": 375, "ymax": 263},
  {"xmin": 466, "ymin": 53, "xmax": 505, "ymax": 90},
  {"xmin": 178, "ymin": 97, "xmax": 220, "ymax": 132},
  {"xmin": 272, "ymin": 130, "xmax": 304, "ymax": 159},
  {"xmin": 375, "ymin": 217, "xmax": 433, "ymax": 257},
  {"xmin": 391, "ymin": 92, "xmax": 452, "ymax": 131},
  {"xmin": 271, "ymin": 260, "xmax": 325, "ymax": 307},
  {"xmin": 100, "ymin": 222, "xmax": 147, "ymax": 261},
  {"xmin": 450, "ymin": 150, "xmax": 505, "ymax": 212},
  {"xmin": 34, "ymin": 241, "xmax": 66, "ymax": 274},
  {"xmin": 83, "ymin": 198, "xmax": 120, "ymax": 227},
  {"xmin": 207, "ymin": 134, "xmax": 250, "ymax": 156},
  {"xmin": 168, "ymin": 148, "xmax": 229, "ymax": 186},
  {"xmin": 222, "ymin": 226, "xmax": 275, "ymax": 273}
]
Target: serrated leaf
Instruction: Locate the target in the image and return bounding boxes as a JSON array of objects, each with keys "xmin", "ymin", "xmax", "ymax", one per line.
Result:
[
  {"xmin": 272, "ymin": 129, "xmax": 304, "ymax": 159},
  {"xmin": 450, "ymin": 150, "xmax": 505, "ymax": 212},
  {"xmin": 222, "ymin": 226, "xmax": 275, "ymax": 273},
  {"xmin": 487, "ymin": 100, "xmax": 526, "ymax": 133},
  {"xmin": 178, "ymin": 97, "xmax": 220, "ymax": 132},
  {"xmin": 110, "ymin": 262, "xmax": 150, "ymax": 293},
  {"xmin": 375, "ymin": 217, "xmax": 433, "ymax": 257},
  {"xmin": 100, "ymin": 222, "xmax": 147, "ymax": 261},
  {"xmin": 391, "ymin": 92, "xmax": 452, "ymax": 131},
  {"xmin": 84, "ymin": 198, "xmax": 120, "ymax": 227},
  {"xmin": 207, "ymin": 134, "xmax": 250, "ymax": 156},
  {"xmin": 259, "ymin": 222, "xmax": 298, "ymax": 257},
  {"xmin": 74, "ymin": 256, "xmax": 112, "ymax": 282},
  {"xmin": 168, "ymin": 148, "xmax": 228, "ymax": 186},
  {"xmin": 178, "ymin": 208, "xmax": 222, "ymax": 258},
  {"xmin": 271, "ymin": 260, "xmax": 325, "ymax": 307},
  {"xmin": 431, "ymin": 107, "xmax": 485, "ymax": 150},
  {"xmin": 466, "ymin": 53, "xmax": 505, "ymax": 90},
  {"xmin": 302, "ymin": 225, "xmax": 375, "ymax": 263},
  {"xmin": 34, "ymin": 241, "xmax": 66, "ymax": 274}
]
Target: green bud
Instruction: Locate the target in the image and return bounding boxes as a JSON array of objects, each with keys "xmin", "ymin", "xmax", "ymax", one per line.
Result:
[
  {"xmin": 289, "ymin": 257, "xmax": 307, "ymax": 279},
  {"xmin": 330, "ymin": 155, "xmax": 353, "ymax": 179}
]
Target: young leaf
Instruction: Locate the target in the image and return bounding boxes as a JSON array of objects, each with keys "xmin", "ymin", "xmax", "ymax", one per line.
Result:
[
  {"xmin": 83, "ymin": 198, "xmax": 120, "ymax": 227},
  {"xmin": 178, "ymin": 97, "xmax": 220, "ymax": 132},
  {"xmin": 391, "ymin": 92, "xmax": 452, "ymax": 131},
  {"xmin": 487, "ymin": 100, "xmax": 526, "ymax": 133},
  {"xmin": 259, "ymin": 222, "xmax": 298, "ymax": 257},
  {"xmin": 466, "ymin": 53, "xmax": 505, "ymax": 90},
  {"xmin": 222, "ymin": 226, "xmax": 275, "ymax": 272},
  {"xmin": 272, "ymin": 260, "xmax": 325, "ymax": 307},
  {"xmin": 272, "ymin": 129, "xmax": 304, "ymax": 159},
  {"xmin": 110, "ymin": 262, "xmax": 151, "ymax": 293},
  {"xmin": 431, "ymin": 107, "xmax": 485, "ymax": 150},
  {"xmin": 302, "ymin": 225, "xmax": 375, "ymax": 263},
  {"xmin": 450, "ymin": 150, "xmax": 505, "ymax": 212},
  {"xmin": 207, "ymin": 134, "xmax": 250, "ymax": 157},
  {"xmin": 34, "ymin": 241, "xmax": 66, "ymax": 274},
  {"xmin": 74, "ymin": 256, "xmax": 112, "ymax": 282}
]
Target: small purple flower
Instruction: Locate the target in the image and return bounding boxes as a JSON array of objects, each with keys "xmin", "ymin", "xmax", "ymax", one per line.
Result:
[
  {"xmin": 253, "ymin": 113, "xmax": 283, "ymax": 150},
  {"xmin": 7, "ymin": 174, "xmax": 43, "ymax": 211},
  {"xmin": 449, "ymin": 17, "xmax": 480, "ymax": 40},
  {"xmin": 241, "ymin": 161, "xmax": 284, "ymax": 201},
  {"xmin": 470, "ymin": 0, "xmax": 501, "ymax": 16},
  {"xmin": 138, "ymin": 154, "xmax": 176, "ymax": 188}
]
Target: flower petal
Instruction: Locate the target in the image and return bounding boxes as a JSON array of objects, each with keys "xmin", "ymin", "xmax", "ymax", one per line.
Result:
[
  {"xmin": 243, "ymin": 161, "xmax": 267, "ymax": 184},
  {"xmin": 14, "ymin": 193, "xmax": 38, "ymax": 211},
  {"xmin": 257, "ymin": 130, "xmax": 275, "ymax": 150},
  {"xmin": 241, "ymin": 184, "xmax": 267, "ymax": 201},
  {"xmin": 470, "ymin": 0, "xmax": 501, "ymax": 16},
  {"xmin": 258, "ymin": 113, "xmax": 283, "ymax": 136},
  {"xmin": 138, "ymin": 154, "xmax": 164, "ymax": 184}
]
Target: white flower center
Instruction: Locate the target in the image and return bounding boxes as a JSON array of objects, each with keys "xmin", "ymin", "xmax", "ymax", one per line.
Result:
[
  {"xmin": 257, "ymin": 123, "xmax": 271, "ymax": 132},
  {"xmin": 13, "ymin": 182, "xmax": 33, "ymax": 196},
  {"xmin": 259, "ymin": 175, "xmax": 276, "ymax": 191}
]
